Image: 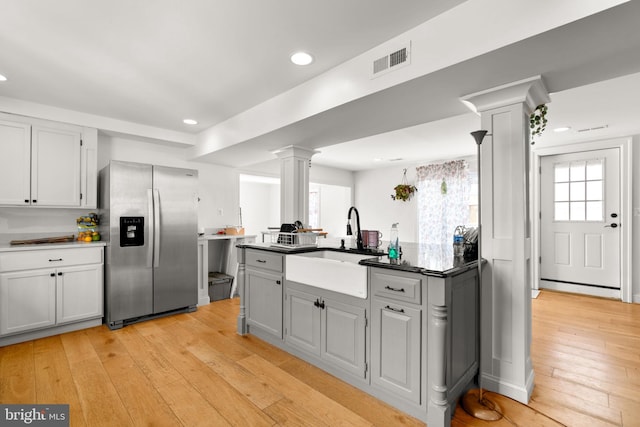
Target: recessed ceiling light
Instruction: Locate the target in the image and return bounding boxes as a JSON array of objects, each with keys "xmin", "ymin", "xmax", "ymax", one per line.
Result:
[
  {"xmin": 0, "ymin": 74, "xmax": 7, "ymax": 82},
  {"xmin": 183, "ymin": 119, "xmax": 198, "ymax": 125},
  {"xmin": 553, "ymin": 126, "xmax": 571, "ymax": 133},
  {"xmin": 290, "ymin": 52, "xmax": 314, "ymax": 66}
]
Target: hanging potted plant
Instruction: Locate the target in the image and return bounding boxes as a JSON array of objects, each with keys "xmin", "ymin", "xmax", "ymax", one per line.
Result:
[
  {"xmin": 391, "ymin": 169, "xmax": 417, "ymax": 202},
  {"xmin": 530, "ymin": 104, "xmax": 548, "ymax": 145}
]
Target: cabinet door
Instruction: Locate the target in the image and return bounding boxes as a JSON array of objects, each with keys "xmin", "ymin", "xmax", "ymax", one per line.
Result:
[
  {"xmin": 0, "ymin": 270, "xmax": 56, "ymax": 335},
  {"xmin": 246, "ymin": 268, "xmax": 283, "ymax": 338},
  {"xmin": 0, "ymin": 120, "xmax": 31, "ymax": 206},
  {"xmin": 284, "ymin": 287, "xmax": 320, "ymax": 355},
  {"xmin": 56, "ymin": 264, "xmax": 104, "ymax": 325},
  {"xmin": 371, "ymin": 299, "xmax": 421, "ymax": 403},
  {"xmin": 80, "ymin": 127, "xmax": 98, "ymax": 208},
  {"xmin": 321, "ymin": 297, "xmax": 366, "ymax": 378},
  {"xmin": 31, "ymin": 125, "xmax": 81, "ymax": 206}
]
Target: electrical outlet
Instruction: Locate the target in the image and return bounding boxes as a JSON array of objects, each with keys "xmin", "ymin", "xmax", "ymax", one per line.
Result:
[{"xmin": 217, "ymin": 208, "xmax": 224, "ymax": 216}]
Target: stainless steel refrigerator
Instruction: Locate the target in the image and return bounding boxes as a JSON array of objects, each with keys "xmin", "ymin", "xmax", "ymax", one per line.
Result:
[{"xmin": 99, "ymin": 160, "xmax": 198, "ymax": 329}]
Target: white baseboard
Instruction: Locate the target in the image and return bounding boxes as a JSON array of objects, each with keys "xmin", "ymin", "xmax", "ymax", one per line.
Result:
[
  {"xmin": 540, "ymin": 280, "xmax": 620, "ymax": 300},
  {"xmin": 481, "ymin": 372, "xmax": 533, "ymax": 405}
]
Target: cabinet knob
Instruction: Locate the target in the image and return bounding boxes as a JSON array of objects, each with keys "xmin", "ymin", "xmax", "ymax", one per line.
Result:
[
  {"xmin": 58, "ymin": 272, "xmax": 63, "ymax": 276},
  {"xmin": 276, "ymin": 280, "xmax": 281, "ymax": 285},
  {"xmin": 385, "ymin": 285, "xmax": 405, "ymax": 293},
  {"xmin": 48, "ymin": 258, "xmax": 63, "ymax": 262},
  {"xmin": 32, "ymin": 199, "xmax": 37, "ymax": 203},
  {"xmin": 50, "ymin": 273, "xmax": 55, "ymax": 277},
  {"xmin": 24, "ymin": 199, "xmax": 29, "ymax": 203}
]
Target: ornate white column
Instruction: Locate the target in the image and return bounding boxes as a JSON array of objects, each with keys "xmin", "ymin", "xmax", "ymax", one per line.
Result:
[
  {"xmin": 461, "ymin": 76, "xmax": 549, "ymax": 404},
  {"xmin": 273, "ymin": 145, "xmax": 318, "ymax": 225}
]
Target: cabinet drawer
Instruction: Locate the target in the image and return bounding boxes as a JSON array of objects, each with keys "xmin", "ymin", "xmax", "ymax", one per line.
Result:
[
  {"xmin": 371, "ymin": 270, "xmax": 421, "ymax": 304},
  {"xmin": 246, "ymin": 250, "xmax": 283, "ymax": 273},
  {"xmin": 0, "ymin": 247, "xmax": 103, "ymax": 272}
]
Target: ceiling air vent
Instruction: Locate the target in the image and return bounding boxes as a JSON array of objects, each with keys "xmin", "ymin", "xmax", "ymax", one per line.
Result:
[
  {"xmin": 577, "ymin": 124, "xmax": 609, "ymax": 133},
  {"xmin": 371, "ymin": 42, "xmax": 411, "ymax": 79}
]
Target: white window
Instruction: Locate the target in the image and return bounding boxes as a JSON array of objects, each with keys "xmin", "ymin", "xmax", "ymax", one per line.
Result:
[{"xmin": 553, "ymin": 160, "xmax": 603, "ymax": 222}]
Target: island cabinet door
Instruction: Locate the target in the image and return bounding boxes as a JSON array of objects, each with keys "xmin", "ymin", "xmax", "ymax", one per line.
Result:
[
  {"xmin": 285, "ymin": 287, "xmax": 320, "ymax": 355},
  {"xmin": 321, "ymin": 297, "xmax": 367, "ymax": 378},
  {"xmin": 247, "ymin": 268, "xmax": 283, "ymax": 338},
  {"xmin": 371, "ymin": 298, "xmax": 421, "ymax": 404}
]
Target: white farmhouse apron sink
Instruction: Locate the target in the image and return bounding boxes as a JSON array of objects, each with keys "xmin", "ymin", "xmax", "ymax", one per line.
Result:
[{"xmin": 286, "ymin": 250, "xmax": 368, "ymax": 298}]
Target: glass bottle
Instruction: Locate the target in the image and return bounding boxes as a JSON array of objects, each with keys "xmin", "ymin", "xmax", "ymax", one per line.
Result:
[{"xmin": 388, "ymin": 223, "xmax": 399, "ymax": 260}]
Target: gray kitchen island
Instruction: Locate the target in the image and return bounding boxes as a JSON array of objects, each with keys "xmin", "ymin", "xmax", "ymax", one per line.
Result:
[{"xmin": 235, "ymin": 243, "xmax": 479, "ymax": 427}]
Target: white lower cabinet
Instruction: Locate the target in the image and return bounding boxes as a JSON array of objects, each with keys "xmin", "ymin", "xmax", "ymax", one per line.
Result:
[
  {"xmin": 0, "ymin": 246, "xmax": 104, "ymax": 341},
  {"xmin": 56, "ymin": 264, "xmax": 103, "ymax": 325},
  {"xmin": 285, "ymin": 284, "xmax": 367, "ymax": 379},
  {"xmin": 0, "ymin": 269, "xmax": 56, "ymax": 335}
]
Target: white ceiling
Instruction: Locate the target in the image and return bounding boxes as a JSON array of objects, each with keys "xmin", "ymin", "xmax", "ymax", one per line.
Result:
[
  {"xmin": 1, "ymin": 1, "xmax": 640, "ymax": 172},
  {"xmin": 0, "ymin": 0, "xmax": 464, "ymax": 132}
]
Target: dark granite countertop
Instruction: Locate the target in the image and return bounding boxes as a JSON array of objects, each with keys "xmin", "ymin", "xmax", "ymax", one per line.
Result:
[
  {"xmin": 237, "ymin": 242, "xmax": 479, "ymax": 278},
  {"xmin": 359, "ymin": 255, "xmax": 479, "ymax": 278}
]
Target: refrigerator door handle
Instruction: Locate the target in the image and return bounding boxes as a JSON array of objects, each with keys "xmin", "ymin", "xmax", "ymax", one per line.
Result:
[
  {"xmin": 147, "ymin": 189, "xmax": 154, "ymax": 268},
  {"xmin": 153, "ymin": 189, "xmax": 161, "ymax": 268}
]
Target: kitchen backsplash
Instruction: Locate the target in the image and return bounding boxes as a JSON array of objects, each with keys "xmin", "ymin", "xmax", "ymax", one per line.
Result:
[{"xmin": 0, "ymin": 208, "xmax": 81, "ymax": 238}]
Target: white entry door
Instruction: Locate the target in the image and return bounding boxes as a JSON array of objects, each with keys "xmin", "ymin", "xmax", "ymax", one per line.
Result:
[{"xmin": 540, "ymin": 148, "xmax": 621, "ymax": 294}]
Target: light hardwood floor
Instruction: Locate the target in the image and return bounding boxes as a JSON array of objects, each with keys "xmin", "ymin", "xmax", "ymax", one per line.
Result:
[{"xmin": 1, "ymin": 290, "xmax": 639, "ymax": 426}]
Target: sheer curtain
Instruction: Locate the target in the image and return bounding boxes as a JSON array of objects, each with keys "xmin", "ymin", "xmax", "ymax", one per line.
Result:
[{"xmin": 416, "ymin": 160, "xmax": 470, "ymax": 265}]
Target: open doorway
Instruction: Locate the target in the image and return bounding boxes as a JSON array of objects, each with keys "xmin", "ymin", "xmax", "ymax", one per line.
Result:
[
  {"xmin": 532, "ymin": 138, "xmax": 633, "ymax": 302},
  {"xmin": 239, "ymin": 174, "xmax": 352, "ymax": 242}
]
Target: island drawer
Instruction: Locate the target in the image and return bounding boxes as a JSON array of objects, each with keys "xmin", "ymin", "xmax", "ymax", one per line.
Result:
[
  {"xmin": 371, "ymin": 270, "xmax": 421, "ymax": 304},
  {"xmin": 246, "ymin": 250, "xmax": 283, "ymax": 273},
  {"xmin": 0, "ymin": 247, "xmax": 103, "ymax": 272}
]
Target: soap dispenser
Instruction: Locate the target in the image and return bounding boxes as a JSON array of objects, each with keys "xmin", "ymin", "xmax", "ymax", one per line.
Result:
[{"xmin": 388, "ymin": 223, "xmax": 399, "ymax": 259}]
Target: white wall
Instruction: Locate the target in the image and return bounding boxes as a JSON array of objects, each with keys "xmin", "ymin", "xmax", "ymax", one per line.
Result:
[
  {"xmin": 354, "ymin": 166, "xmax": 419, "ymax": 244},
  {"xmin": 98, "ymin": 134, "xmax": 239, "ymax": 232},
  {"xmin": 239, "ymin": 180, "xmax": 280, "ymax": 240}
]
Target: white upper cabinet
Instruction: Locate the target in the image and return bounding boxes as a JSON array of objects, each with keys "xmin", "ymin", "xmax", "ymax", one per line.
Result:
[
  {"xmin": 0, "ymin": 120, "xmax": 31, "ymax": 205},
  {"xmin": 31, "ymin": 125, "xmax": 81, "ymax": 206},
  {"xmin": 0, "ymin": 115, "xmax": 97, "ymax": 208}
]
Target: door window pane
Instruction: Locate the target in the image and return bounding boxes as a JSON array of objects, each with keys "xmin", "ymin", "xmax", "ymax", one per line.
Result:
[
  {"xmin": 555, "ymin": 183, "xmax": 569, "ymax": 201},
  {"xmin": 570, "ymin": 201, "xmax": 585, "ymax": 221},
  {"xmin": 570, "ymin": 182, "xmax": 585, "ymax": 201},
  {"xmin": 570, "ymin": 162, "xmax": 585, "ymax": 181},
  {"xmin": 555, "ymin": 202, "xmax": 569, "ymax": 221},
  {"xmin": 555, "ymin": 163, "xmax": 569, "ymax": 182},
  {"xmin": 586, "ymin": 181, "xmax": 602, "ymax": 200},
  {"xmin": 586, "ymin": 160, "xmax": 603, "ymax": 180},
  {"xmin": 586, "ymin": 201, "xmax": 603, "ymax": 221}
]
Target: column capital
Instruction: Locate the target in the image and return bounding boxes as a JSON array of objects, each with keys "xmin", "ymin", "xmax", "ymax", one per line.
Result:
[
  {"xmin": 272, "ymin": 145, "xmax": 319, "ymax": 160},
  {"xmin": 461, "ymin": 76, "xmax": 550, "ymax": 115}
]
